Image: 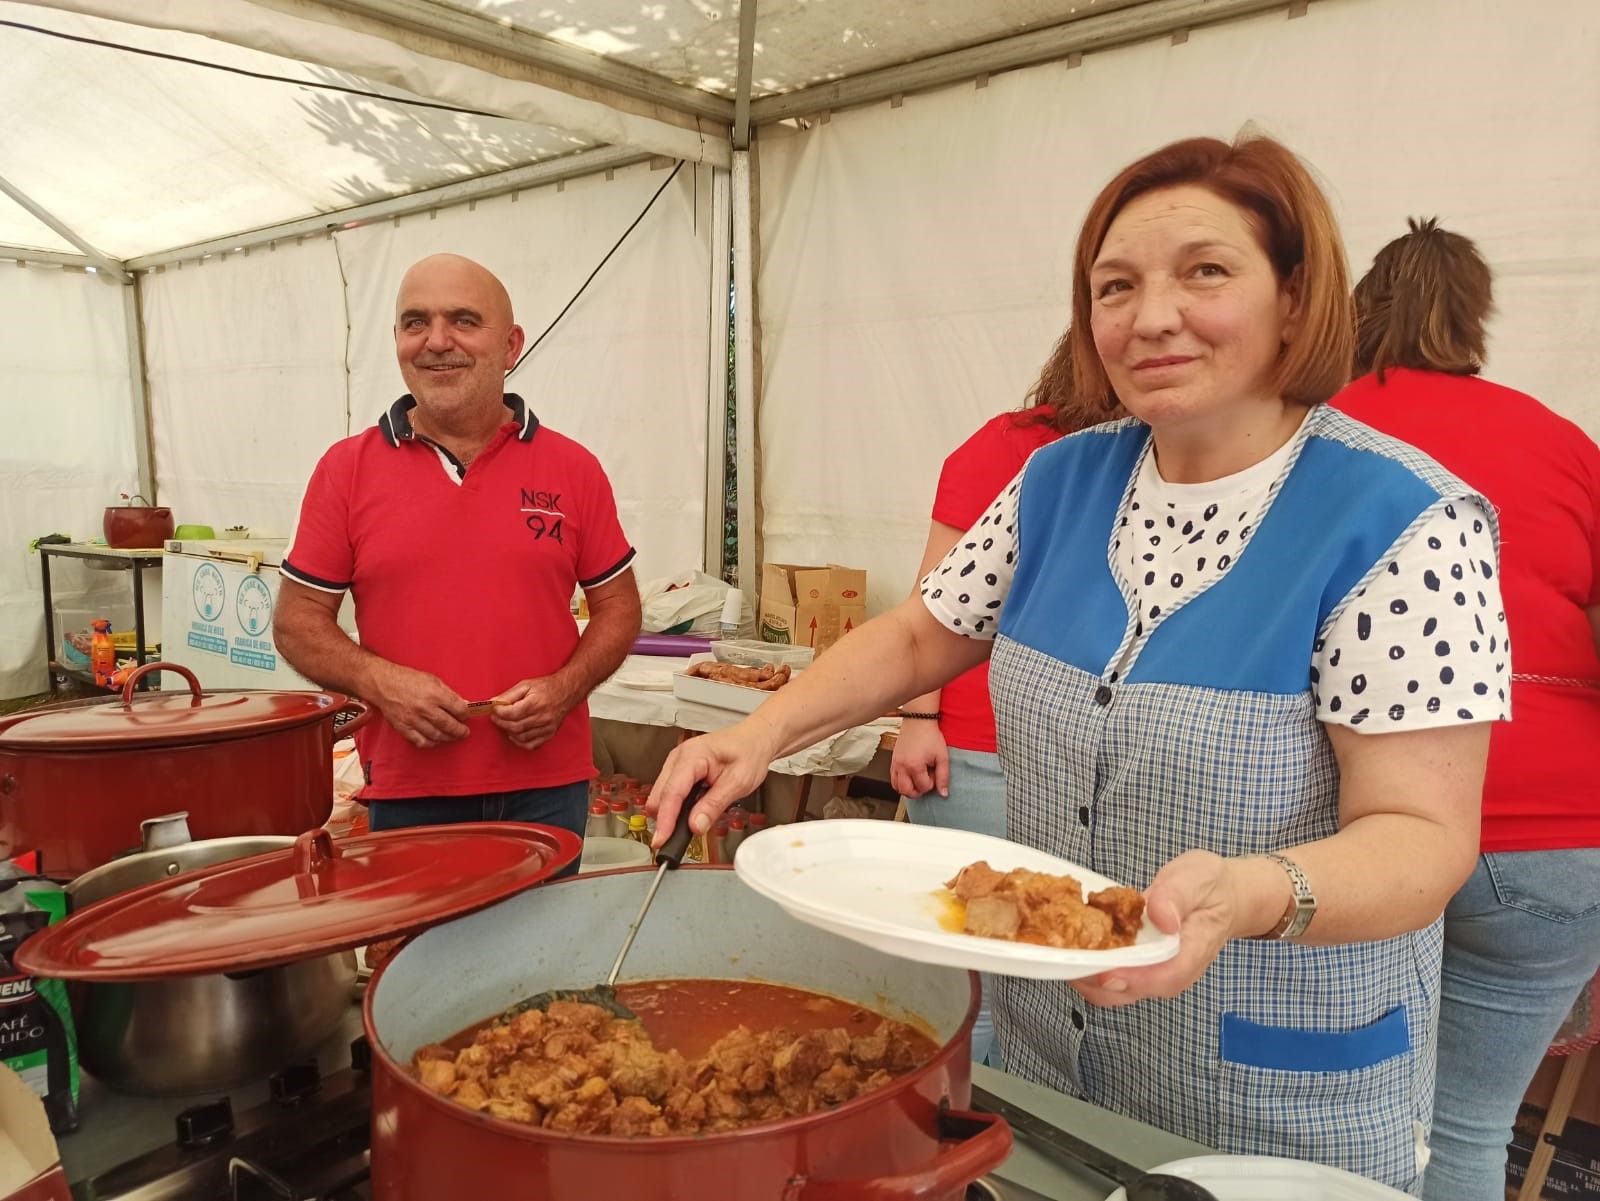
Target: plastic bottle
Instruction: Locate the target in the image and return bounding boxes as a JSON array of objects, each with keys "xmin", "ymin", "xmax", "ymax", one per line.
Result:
[
  {"xmin": 89, "ymin": 618, "xmax": 116, "ymax": 688},
  {"xmin": 707, "ymin": 818, "xmax": 729, "ymax": 864},
  {"xmin": 625, "ymin": 814, "xmax": 652, "ymax": 850},
  {"xmin": 584, "ymin": 801, "xmax": 612, "ymax": 841},
  {"xmin": 748, "ymin": 811, "xmax": 769, "ymax": 838},
  {"xmin": 723, "ymin": 813, "xmax": 748, "ymax": 860},
  {"xmin": 718, "ymin": 588, "xmax": 743, "ymax": 640},
  {"xmin": 685, "ymin": 831, "xmax": 706, "ymax": 864},
  {"xmin": 608, "ymin": 799, "xmax": 631, "ymax": 838}
]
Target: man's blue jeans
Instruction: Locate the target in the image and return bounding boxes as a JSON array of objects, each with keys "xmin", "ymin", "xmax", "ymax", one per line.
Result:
[
  {"xmin": 1423, "ymin": 849, "xmax": 1600, "ymax": 1201},
  {"xmin": 367, "ymin": 781, "xmax": 590, "ymax": 878}
]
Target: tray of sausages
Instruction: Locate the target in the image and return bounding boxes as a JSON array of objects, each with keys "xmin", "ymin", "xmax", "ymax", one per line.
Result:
[{"xmin": 671, "ymin": 653, "xmax": 800, "ymax": 713}]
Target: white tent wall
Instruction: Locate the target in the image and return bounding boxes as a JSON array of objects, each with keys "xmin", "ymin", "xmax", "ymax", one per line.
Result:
[
  {"xmin": 141, "ymin": 238, "xmax": 351, "ymax": 540},
  {"xmin": 755, "ymin": 0, "xmax": 1600, "ymax": 617},
  {"xmin": 0, "ymin": 266, "xmax": 139, "ymax": 697},
  {"xmin": 139, "ymin": 157, "xmax": 713, "ymax": 594},
  {"xmin": 335, "ymin": 159, "xmax": 715, "ymax": 582}
]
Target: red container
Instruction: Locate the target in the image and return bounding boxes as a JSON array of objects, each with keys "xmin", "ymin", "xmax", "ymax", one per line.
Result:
[
  {"xmin": 0, "ymin": 662, "xmax": 368, "ymax": 879},
  {"xmin": 102, "ymin": 505, "xmax": 174, "ymax": 549},
  {"xmin": 363, "ymin": 867, "xmax": 1009, "ymax": 1201}
]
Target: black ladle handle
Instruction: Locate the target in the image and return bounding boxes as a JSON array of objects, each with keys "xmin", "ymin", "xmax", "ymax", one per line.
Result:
[{"xmin": 655, "ymin": 782, "xmax": 707, "ymax": 869}]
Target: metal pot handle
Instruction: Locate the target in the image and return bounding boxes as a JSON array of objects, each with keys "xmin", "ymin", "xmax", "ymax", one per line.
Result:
[
  {"xmin": 787, "ymin": 1108, "xmax": 1012, "ymax": 1201},
  {"xmin": 121, "ymin": 661, "xmax": 202, "ymax": 707},
  {"xmin": 332, "ymin": 697, "xmax": 373, "ymax": 740}
]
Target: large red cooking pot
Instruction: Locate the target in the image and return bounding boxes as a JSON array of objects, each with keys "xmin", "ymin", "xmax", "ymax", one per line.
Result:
[
  {"xmin": 0, "ymin": 662, "xmax": 368, "ymax": 878},
  {"xmin": 364, "ymin": 866, "xmax": 1011, "ymax": 1201}
]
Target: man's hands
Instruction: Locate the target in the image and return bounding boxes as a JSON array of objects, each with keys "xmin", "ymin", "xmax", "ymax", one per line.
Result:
[
  {"xmin": 367, "ymin": 659, "xmax": 580, "ymax": 753},
  {"xmin": 490, "ymin": 674, "xmax": 580, "ymax": 751},
  {"xmin": 369, "ymin": 661, "xmax": 470, "ymax": 747}
]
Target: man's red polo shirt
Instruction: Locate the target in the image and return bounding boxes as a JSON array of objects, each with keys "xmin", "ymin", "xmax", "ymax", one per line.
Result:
[{"xmin": 283, "ymin": 394, "xmax": 635, "ymax": 799}]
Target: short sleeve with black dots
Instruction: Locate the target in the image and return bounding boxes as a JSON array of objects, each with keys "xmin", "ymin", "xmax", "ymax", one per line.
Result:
[
  {"xmin": 919, "ymin": 470, "xmax": 1022, "ymax": 639},
  {"xmin": 1314, "ymin": 498, "xmax": 1509, "ymax": 731}
]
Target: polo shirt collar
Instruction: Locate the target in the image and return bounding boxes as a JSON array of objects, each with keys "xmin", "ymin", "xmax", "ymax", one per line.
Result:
[{"xmin": 377, "ymin": 393, "xmax": 539, "ymax": 447}]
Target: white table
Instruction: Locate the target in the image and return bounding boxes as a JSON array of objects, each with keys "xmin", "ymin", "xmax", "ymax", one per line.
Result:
[{"xmin": 589, "ymin": 653, "xmax": 897, "ymax": 779}]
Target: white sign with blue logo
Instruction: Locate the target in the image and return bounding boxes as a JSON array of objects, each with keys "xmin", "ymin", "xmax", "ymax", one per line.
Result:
[
  {"xmin": 231, "ymin": 575, "xmax": 277, "ymax": 671},
  {"xmin": 186, "ymin": 562, "xmax": 229, "ymax": 656}
]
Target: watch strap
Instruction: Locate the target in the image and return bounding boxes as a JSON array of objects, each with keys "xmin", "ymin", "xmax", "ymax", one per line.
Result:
[{"xmin": 1258, "ymin": 852, "xmax": 1317, "ymax": 941}]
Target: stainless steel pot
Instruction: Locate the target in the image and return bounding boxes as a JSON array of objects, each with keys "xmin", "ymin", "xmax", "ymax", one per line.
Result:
[{"xmin": 65, "ymin": 814, "xmax": 356, "ymax": 1095}]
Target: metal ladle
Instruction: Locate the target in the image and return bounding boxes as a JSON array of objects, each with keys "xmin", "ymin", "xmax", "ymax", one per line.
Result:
[
  {"xmin": 499, "ymin": 784, "xmax": 703, "ymax": 1023},
  {"xmin": 970, "ymin": 1085, "xmax": 1218, "ymax": 1201}
]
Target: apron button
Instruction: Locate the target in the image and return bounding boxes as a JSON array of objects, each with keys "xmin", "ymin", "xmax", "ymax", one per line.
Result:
[
  {"xmin": 1078, "ymin": 805, "xmax": 1091, "ymax": 827},
  {"xmin": 1071, "ymin": 1009, "xmax": 1086, "ymax": 1031},
  {"xmin": 1094, "ymin": 684, "xmax": 1114, "ymax": 705}
]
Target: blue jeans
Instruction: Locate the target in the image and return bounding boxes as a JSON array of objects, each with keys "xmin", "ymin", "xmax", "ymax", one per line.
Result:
[
  {"xmin": 1423, "ymin": 849, "xmax": 1600, "ymax": 1201},
  {"xmin": 368, "ymin": 782, "xmax": 590, "ymax": 879},
  {"xmin": 904, "ymin": 747, "xmax": 1007, "ymax": 1067}
]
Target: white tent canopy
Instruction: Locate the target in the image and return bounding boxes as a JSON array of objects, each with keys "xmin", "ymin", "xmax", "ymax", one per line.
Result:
[{"xmin": 2, "ymin": 0, "xmax": 1597, "ymax": 696}]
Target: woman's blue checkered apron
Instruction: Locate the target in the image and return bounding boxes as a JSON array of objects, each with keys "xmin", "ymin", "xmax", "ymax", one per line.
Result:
[{"xmin": 987, "ymin": 407, "xmax": 1489, "ymax": 1194}]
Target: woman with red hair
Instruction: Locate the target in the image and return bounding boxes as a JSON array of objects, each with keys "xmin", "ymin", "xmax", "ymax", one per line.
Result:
[
  {"xmin": 653, "ymin": 136, "xmax": 1506, "ymax": 1191},
  {"xmin": 1336, "ymin": 219, "xmax": 1600, "ymax": 1201}
]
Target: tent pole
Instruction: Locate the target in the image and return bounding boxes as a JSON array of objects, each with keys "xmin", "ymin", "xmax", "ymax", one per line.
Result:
[
  {"xmin": 729, "ymin": 0, "xmax": 759, "ymax": 598},
  {"xmin": 749, "ymin": 0, "xmax": 1300, "ymax": 123},
  {"xmin": 120, "ymin": 277, "xmax": 156, "ymax": 503},
  {"xmin": 28, "ymin": 0, "xmax": 728, "ymax": 167},
  {"xmin": 731, "ymin": 149, "xmax": 756, "ymax": 601},
  {"xmin": 126, "ymin": 146, "xmax": 651, "ymax": 272},
  {"xmin": 703, "ymin": 168, "xmax": 733, "ymax": 581},
  {"xmin": 732, "ymin": 0, "xmax": 759, "ymax": 151},
  {"xmin": 0, "ymin": 247, "xmax": 97, "ymax": 270},
  {"xmin": 0, "ymin": 173, "xmax": 129, "ymax": 283},
  {"xmin": 311, "ymin": 0, "xmax": 733, "ymax": 123}
]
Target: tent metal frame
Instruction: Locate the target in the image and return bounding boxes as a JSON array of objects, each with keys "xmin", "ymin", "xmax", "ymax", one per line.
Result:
[
  {"xmin": 311, "ymin": 0, "xmax": 736, "ymax": 124},
  {"xmin": 6, "ymin": 0, "xmax": 1315, "ymax": 577},
  {"xmin": 125, "ymin": 145, "xmax": 653, "ymax": 272},
  {"xmin": 749, "ymin": 0, "xmax": 1303, "ymax": 123}
]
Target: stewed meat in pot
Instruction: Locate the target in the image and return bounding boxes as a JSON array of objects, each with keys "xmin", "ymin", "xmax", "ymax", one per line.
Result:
[{"xmin": 413, "ymin": 979, "xmax": 936, "ymax": 1136}]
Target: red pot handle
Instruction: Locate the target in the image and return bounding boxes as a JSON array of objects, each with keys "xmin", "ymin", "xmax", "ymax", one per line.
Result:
[
  {"xmin": 292, "ymin": 828, "xmax": 344, "ymax": 899},
  {"xmin": 787, "ymin": 1109, "xmax": 1012, "ymax": 1201},
  {"xmin": 121, "ymin": 661, "xmax": 201, "ymax": 707},
  {"xmin": 333, "ymin": 697, "xmax": 373, "ymax": 739}
]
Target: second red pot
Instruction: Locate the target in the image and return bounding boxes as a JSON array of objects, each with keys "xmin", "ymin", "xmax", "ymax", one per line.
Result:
[{"xmin": 0, "ymin": 662, "xmax": 367, "ymax": 878}]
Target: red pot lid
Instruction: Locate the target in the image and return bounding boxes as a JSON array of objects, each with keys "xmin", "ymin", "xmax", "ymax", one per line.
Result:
[
  {"xmin": 13, "ymin": 824, "xmax": 582, "ymax": 982},
  {"xmin": 0, "ymin": 662, "xmax": 356, "ymax": 750}
]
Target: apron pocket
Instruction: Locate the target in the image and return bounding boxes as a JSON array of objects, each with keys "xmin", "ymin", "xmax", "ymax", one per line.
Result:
[
  {"xmin": 1220, "ymin": 1006, "xmax": 1409, "ymax": 1072},
  {"xmin": 1216, "ymin": 1008, "xmax": 1419, "ymax": 1193}
]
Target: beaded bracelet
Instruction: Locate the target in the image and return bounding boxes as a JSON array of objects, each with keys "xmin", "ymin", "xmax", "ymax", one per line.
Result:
[{"xmin": 899, "ymin": 710, "xmax": 941, "ymax": 720}]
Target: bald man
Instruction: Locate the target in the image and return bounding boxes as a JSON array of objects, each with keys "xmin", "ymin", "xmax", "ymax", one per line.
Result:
[{"xmin": 275, "ymin": 254, "xmax": 641, "ymax": 850}]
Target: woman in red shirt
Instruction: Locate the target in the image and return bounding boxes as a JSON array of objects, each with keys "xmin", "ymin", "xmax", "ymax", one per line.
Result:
[
  {"xmin": 889, "ymin": 329, "xmax": 1080, "ymax": 1064},
  {"xmin": 1334, "ymin": 219, "xmax": 1600, "ymax": 1201}
]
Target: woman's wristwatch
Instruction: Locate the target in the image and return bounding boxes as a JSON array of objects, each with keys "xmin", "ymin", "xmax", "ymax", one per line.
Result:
[{"xmin": 1255, "ymin": 852, "xmax": 1317, "ymax": 940}]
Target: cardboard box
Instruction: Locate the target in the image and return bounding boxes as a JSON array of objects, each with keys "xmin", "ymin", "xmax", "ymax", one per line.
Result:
[
  {"xmin": 759, "ymin": 564, "xmax": 867, "ymax": 653},
  {"xmin": 0, "ymin": 1066, "xmax": 69, "ymax": 1201}
]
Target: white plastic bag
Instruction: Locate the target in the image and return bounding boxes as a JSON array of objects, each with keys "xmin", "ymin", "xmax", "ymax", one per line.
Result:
[{"xmin": 638, "ymin": 571, "xmax": 753, "ymax": 637}]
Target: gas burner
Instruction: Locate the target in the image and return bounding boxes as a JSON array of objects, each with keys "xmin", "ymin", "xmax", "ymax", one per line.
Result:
[{"xmin": 71, "ymin": 1043, "xmax": 372, "ymax": 1201}]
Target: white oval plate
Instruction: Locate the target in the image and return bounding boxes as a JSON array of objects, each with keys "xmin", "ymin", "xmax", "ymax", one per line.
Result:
[
  {"xmin": 733, "ymin": 820, "xmax": 1178, "ymax": 980},
  {"xmin": 1103, "ymin": 1156, "xmax": 1413, "ymax": 1200}
]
